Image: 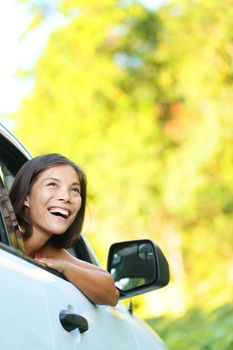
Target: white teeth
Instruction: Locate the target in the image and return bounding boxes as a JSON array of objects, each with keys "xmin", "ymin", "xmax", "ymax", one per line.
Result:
[{"xmin": 49, "ymin": 208, "xmax": 69, "ymax": 218}]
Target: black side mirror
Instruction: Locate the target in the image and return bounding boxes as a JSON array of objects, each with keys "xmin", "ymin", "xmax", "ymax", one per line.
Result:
[{"xmin": 107, "ymin": 239, "xmax": 169, "ymax": 299}]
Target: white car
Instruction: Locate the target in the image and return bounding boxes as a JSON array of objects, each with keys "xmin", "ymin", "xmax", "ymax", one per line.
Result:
[{"xmin": 0, "ymin": 123, "xmax": 169, "ymax": 350}]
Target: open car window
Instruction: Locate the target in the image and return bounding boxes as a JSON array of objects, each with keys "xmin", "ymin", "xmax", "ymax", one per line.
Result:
[{"xmin": 0, "ymin": 127, "xmax": 97, "ymax": 266}]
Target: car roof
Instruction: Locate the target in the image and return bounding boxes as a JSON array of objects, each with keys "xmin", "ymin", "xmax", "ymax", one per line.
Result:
[{"xmin": 0, "ymin": 123, "xmax": 32, "ymax": 160}]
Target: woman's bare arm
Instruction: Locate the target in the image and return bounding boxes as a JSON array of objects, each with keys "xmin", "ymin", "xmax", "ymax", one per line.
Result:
[{"xmin": 38, "ymin": 246, "xmax": 119, "ymax": 306}]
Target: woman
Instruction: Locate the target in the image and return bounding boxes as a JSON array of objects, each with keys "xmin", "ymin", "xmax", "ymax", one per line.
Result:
[{"xmin": 9, "ymin": 153, "xmax": 119, "ymax": 306}]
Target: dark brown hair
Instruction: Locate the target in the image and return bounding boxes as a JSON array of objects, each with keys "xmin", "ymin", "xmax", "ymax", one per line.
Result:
[{"xmin": 9, "ymin": 153, "xmax": 87, "ymax": 249}]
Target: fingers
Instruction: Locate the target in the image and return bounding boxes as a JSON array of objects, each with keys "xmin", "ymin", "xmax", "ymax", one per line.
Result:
[{"xmin": 36, "ymin": 257, "xmax": 65, "ymax": 273}]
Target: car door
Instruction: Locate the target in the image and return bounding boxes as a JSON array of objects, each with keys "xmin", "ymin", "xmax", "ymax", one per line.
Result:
[
  {"xmin": 29, "ymin": 267, "xmax": 166, "ymax": 350},
  {"xmin": 42, "ymin": 276, "xmax": 141, "ymax": 350}
]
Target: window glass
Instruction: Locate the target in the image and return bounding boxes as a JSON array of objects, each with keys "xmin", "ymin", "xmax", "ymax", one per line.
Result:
[
  {"xmin": 0, "ymin": 161, "xmax": 14, "ymax": 192},
  {"xmin": 0, "ymin": 133, "xmax": 28, "ymax": 191},
  {"xmin": 0, "ymin": 175, "xmax": 25, "ymax": 252}
]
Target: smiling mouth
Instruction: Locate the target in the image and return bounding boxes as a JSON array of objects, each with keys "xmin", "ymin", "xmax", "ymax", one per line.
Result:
[{"xmin": 48, "ymin": 207, "xmax": 70, "ymax": 220}]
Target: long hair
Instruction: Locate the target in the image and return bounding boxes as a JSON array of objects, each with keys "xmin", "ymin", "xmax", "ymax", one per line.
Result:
[{"xmin": 9, "ymin": 153, "xmax": 87, "ymax": 249}]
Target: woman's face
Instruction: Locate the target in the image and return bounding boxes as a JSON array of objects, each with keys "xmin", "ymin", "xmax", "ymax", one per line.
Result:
[{"xmin": 24, "ymin": 165, "xmax": 82, "ymax": 238}]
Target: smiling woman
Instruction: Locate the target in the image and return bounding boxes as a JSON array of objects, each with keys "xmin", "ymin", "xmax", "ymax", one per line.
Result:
[
  {"xmin": 9, "ymin": 153, "xmax": 119, "ymax": 306},
  {"xmin": 23, "ymin": 164, "xmax": 83, "ymax": 249}
]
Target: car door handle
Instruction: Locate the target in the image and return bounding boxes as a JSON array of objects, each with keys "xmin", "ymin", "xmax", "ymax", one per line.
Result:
[{"xmin": 59, "ymin": 310, "xmax": 89, "ymax": 333}]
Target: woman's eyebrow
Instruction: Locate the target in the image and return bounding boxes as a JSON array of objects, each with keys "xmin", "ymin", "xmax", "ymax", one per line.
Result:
[
  {"xmin": 43, "ymin": 177, "xmax": 60, "ymax": 182},
  {"xmin": 72, "ymin": 182, "xmax": 81, "ymax": 187}
]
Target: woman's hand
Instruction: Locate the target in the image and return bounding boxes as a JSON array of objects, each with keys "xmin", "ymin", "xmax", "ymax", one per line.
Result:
[{"xmin": 36, "ymin": 257, "xmax": 66, "ymax": 274}]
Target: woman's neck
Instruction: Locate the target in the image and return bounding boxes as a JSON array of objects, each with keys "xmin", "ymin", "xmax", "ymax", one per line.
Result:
[{"xmin": 24, "ymin": 228, "xmax": 51, "ymax": 257}]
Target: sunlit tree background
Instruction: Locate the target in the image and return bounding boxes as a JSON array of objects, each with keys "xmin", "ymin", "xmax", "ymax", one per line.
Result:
[{"xmin": 6, "ymin": 0, "xmax": 233, "ymax": 348}]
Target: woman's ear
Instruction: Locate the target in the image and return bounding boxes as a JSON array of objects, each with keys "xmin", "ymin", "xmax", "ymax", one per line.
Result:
[{"xmin": 24, "ymin": 196, "xmax": 30, "ymax": 208}]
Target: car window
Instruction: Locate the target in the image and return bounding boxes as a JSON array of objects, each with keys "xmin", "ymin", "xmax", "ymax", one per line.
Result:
[
  {"xmin": 0, "ymin": 128, "xmax": 96, "ymax": 265},
  {"xmin": 0, "ymin": 160, "xmax": 14, "ymax": 192},
  {"xmin": 0, "ymin": 133, "xmax": 28, "ymax": 192}
]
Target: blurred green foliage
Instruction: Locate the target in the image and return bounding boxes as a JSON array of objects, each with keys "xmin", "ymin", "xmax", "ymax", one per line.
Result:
[
  {"xmin": 146, "ymin": 303, "xmax": 233, "ymax": 350},
  {"xmin": 13, "ymin": 0, "xmax": 233, "ymax": 317}
]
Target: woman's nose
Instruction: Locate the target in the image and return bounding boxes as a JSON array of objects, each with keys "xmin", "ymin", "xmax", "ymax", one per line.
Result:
[{"xmin": 57, "ymin": 187, "xmax": 70, "ymax": 201}]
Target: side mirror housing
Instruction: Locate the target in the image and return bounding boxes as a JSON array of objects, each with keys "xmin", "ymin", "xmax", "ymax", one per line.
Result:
[{"xmin": 107, "ymin": 239, "xmax": 169, "ymax": 299}]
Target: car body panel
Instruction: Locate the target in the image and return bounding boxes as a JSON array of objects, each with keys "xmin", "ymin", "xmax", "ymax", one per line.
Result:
[
  {"xmin": 42, "ymin": 274, "xmax": 139, "ymax": 349},
  {"xmin": 0, "ymin": 248, "xmax": 53, "ymax": 350}
]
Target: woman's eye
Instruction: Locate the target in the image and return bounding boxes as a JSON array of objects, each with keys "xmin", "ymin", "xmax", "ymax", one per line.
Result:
[
  {"xmin": 47, "ymin": 182, "xmax": 57, "ymax": 188},
  {"xmin": 72, "ymin": 187, "xmax": 80, "ymax": 194}
]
